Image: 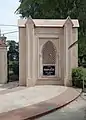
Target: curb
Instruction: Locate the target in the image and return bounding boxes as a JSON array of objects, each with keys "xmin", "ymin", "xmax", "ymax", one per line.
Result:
[{"xmin": 25, "ymin": 88, "xmax": 82, "ymax": 119}]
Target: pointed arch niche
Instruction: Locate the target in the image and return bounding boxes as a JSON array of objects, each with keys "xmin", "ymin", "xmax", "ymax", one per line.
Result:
[{"xmin": 40, "ymin": 41, "xmax": 58, "ymax": 77}]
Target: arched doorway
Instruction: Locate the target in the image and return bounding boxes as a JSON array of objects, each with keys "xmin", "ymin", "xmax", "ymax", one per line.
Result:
[{"xmin": 42, "ymin": 41, "xmax": 57, "ymax": 77}]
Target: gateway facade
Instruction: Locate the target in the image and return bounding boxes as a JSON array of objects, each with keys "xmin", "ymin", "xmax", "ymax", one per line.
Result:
[{"xmin": 18, "ymin": 16, "xmax": 79, "ymax": 87}]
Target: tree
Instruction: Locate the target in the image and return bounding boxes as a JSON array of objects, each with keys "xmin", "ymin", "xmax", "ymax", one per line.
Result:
[
  {"xmin": 7, "ymin": 40, "xmax": 19, "ymax": 61},
  {"xmin": 16, "ymin": 0, "xmax": 86, "ymax": 67},
  {"xmin": 17, "ymin": 0, "xmax": 86, "ymax": 36},
  {"xmin": 17, "ymin": 0, "xmax": 86, "ymax": 28},
  {"xmin": 7, "ymin": 41, "xmax": 19, "ymax": 82}
]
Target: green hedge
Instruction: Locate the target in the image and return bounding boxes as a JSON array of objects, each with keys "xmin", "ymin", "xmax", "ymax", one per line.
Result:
[{"xmin": 72, "ymin": 67, "xmax": 86, "ymax": 88}]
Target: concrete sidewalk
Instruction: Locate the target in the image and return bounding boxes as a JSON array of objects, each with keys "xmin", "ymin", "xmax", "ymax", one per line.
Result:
[{"xmin": 0, "ymin": 82, "xmax": 82, "ymax": 120}]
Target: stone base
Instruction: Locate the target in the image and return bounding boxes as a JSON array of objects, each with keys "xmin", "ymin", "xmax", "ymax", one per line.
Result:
[{"xmin": 36, "ymin": 78, "xmax": 63, "ymax": 85}]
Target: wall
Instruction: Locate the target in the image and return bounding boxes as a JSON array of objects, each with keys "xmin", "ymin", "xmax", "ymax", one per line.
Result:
[
  {"xmin": 72, "ymin": 28, "xmax": 78, "ymax": 68},
  {"xmin": 0, "ymin": 47, "xmax": 7, "ymax": 83}
]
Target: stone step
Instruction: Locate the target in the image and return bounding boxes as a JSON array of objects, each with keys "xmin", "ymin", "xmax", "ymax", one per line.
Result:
[{"xmin": 36, "ymin": 78, "xmax": 63, "ymax": 85}]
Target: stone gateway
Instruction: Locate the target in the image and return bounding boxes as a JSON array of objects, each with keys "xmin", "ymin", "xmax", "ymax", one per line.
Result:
[{"xmin": 18, "ymin": 16, "xmax": 79, "ymax": 87}]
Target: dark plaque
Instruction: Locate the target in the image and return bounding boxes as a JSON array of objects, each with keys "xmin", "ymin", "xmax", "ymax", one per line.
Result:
[{"xmin": 43, "ymin": 65, "xmax": 55, "ymax": 76}]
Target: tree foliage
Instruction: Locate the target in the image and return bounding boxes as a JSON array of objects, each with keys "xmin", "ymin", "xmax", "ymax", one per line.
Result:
[
  {"xmin": 7, "ymin": 40, "xmax": 19, "ymax": 61},
  {"xmin": 17, "ymin": 0, "xmax": 86, "ymax": 35},
  {"xmin": 17, "ymin": 0, "xmax": 86, "ymax": 67},
  {"xmin": 7, "ymin": 41, "xmax": 19, "ymax": 81},
  {"xmin": 72, "ymin": 67, "xmax": 86, "ymax": 88}
]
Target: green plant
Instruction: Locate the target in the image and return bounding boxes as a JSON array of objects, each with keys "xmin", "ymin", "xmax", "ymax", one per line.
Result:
[{"xmin": 72, "ymin": 67, "xmax": 86, "ymax": 88}]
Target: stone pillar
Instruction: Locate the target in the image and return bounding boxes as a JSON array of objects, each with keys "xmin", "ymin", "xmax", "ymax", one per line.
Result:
[
  {"xmin": 26, "ymin": 17, "xmax": 36, "ymax": 87},
  {"xmin": 0, "ymin": 36, "xmax": 7, "ymax": 84},
  {"xmin": 19, "ymin": 27, "xmax": 26, "ymax": 86},
  {"xmin": 32, "ymin": 29, "xmax": 37, "ymax": 85},
  {"xmin": 64, "ymin": 17, "xmax": 73, "ymax": 86},
  {"xmin": 68, "ymin": 21, "xmax": 73, "ymax": 86}
]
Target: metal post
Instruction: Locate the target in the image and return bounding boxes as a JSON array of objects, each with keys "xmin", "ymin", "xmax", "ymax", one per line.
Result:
[
  {"xmin": 83, "ymin": 78, "xmax": 84, "ymax": 92},
  {"xmin": 7, "ymin": 52, "xmax": 9, "ymax": 83}
]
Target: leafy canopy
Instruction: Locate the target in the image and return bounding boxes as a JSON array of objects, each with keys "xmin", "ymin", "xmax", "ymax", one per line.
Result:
[{"xmin": 17, "ymin": 0, "xmax": 86, "ymax": 67}]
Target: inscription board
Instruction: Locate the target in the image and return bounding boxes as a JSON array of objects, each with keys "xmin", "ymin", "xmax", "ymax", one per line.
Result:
[{"xmin": 43, "ymin": 65, "xmax": 55, "ymax": 76}]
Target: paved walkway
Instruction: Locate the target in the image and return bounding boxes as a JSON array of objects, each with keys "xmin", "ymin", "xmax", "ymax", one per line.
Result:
[{"xmin": 0, "ymin": 82, "xmax": 82, "ymax": 120}]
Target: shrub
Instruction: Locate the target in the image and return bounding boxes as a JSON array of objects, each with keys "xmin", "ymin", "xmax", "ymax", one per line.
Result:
[{"xmin": 72, "ymin": 67, "xmax": 86, "ymax": 88}]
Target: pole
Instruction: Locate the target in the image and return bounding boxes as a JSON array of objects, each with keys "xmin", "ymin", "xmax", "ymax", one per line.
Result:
[{"xmin": 83, "ymin": 77, "xmax": 84, "ymax": 92}]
